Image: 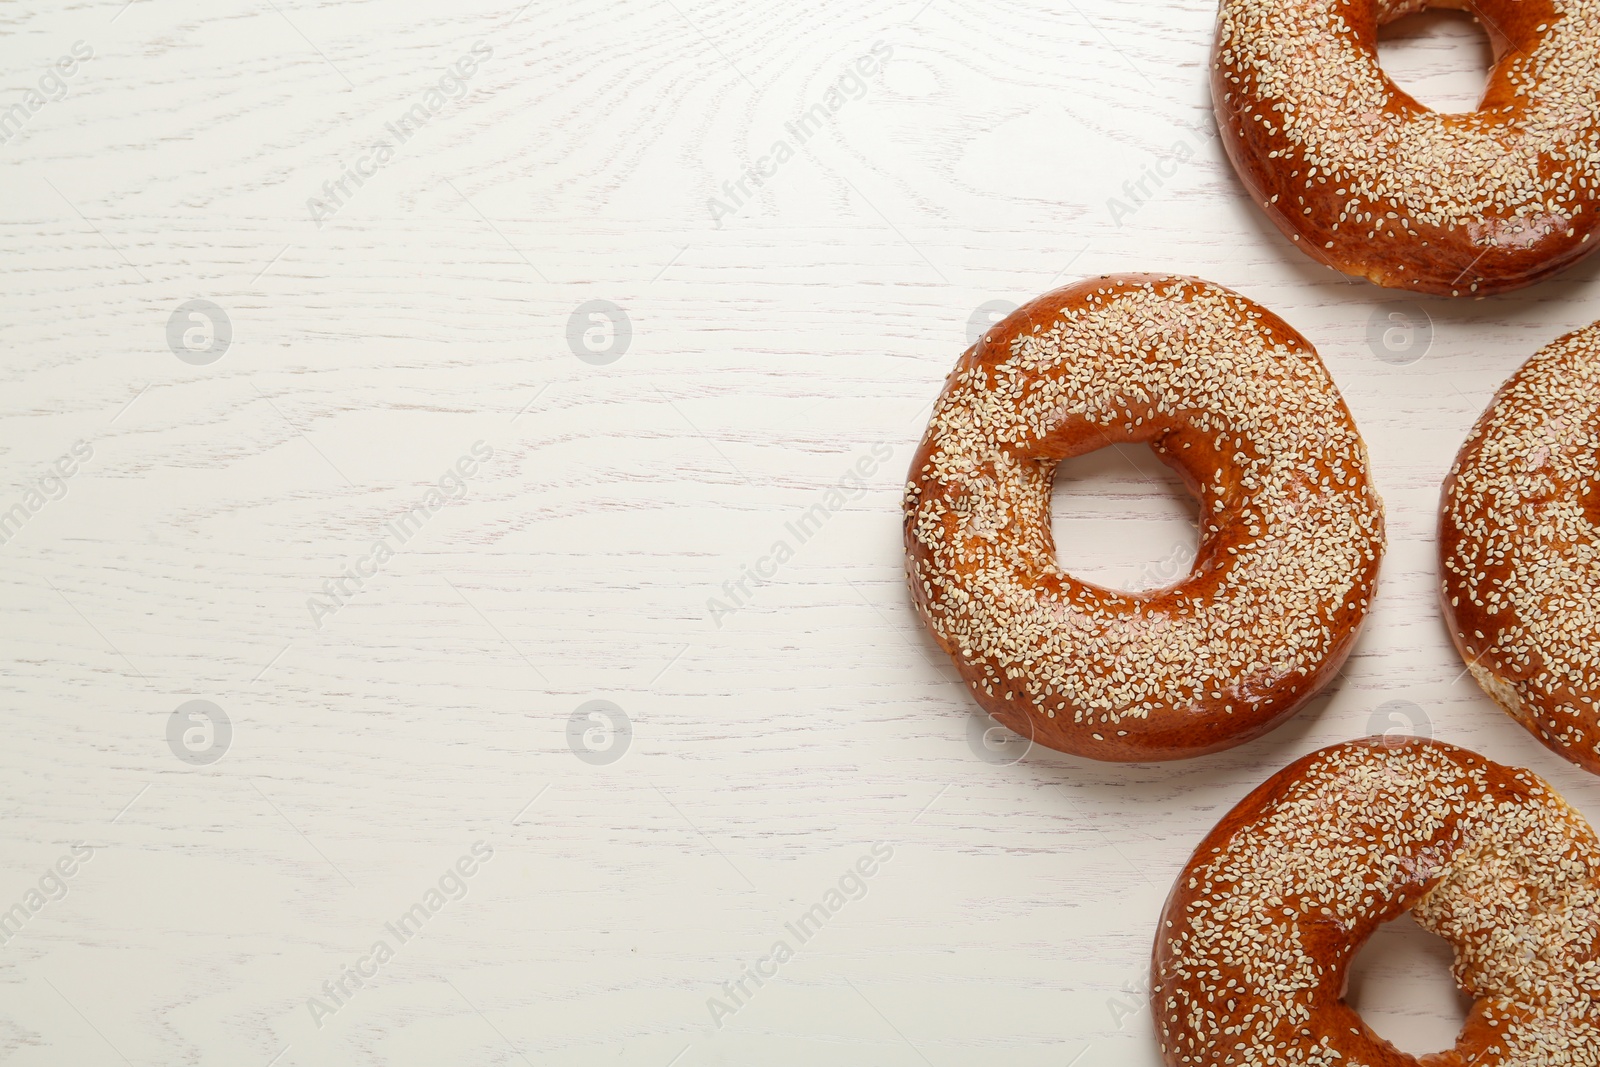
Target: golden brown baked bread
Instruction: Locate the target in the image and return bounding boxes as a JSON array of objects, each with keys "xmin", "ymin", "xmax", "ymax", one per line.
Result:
[
  {"xmin": 1214, "ymin": 0, "xmax": 1600, "ymax": 296},
  {"xmin": 1154, "ymin": 737, "xmax": 1600, "ymax": 1066},
  {"xmin": 902, "ymin": 275, "xmax": 1385, "ymax": 761},
  {"xmin": 1441, "ymin": 321, "xmax": 1600, "ymax": 775}
]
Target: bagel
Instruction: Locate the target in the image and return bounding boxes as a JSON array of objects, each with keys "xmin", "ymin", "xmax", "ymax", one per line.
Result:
[
  {"xmin": 1441, "ymin": 320, "xmax": 1600, "ymax": 775},
  {"xmin": 1154, "ymin": 737, "xmax": 1600, "ymax": 1065},
  {"xmin": 902, "ymin": 274, "xmax": 1385, "ymax": 761},
  {"xmin": 1213, "ymin": 0, "xmax": 1600, "ymax": 296}
]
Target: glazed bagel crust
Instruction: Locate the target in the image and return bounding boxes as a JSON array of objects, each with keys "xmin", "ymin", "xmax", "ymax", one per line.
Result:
[
  {"xmin": 1153, "ymin": 738, "xmax": 1600, "ymax": 1067},
  {"xmin": 1214, "ymin": 0, "xmax": 1600, "ymax": 296},
  {"xmin": 1441, "ymin": 322, "xmax": 1600, "ymax": 775},
  {"xmin": 902, "ymin": 275, "xmax": 1385, "ymax": 762}
]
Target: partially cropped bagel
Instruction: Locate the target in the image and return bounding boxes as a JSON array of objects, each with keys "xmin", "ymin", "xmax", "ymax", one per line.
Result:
[
  {"xmin": 1155, "ymin": 737, "xmax": 1600, "ymax": 1066},
  {"xmin": 1441, "ymin": 320, "xmax": 1600, "ymax": 775},
  {"xmin": 1214, "ymin": 0, "xmax": 1600, "ymax": 295},
  {"xmin": 902, "ymin": 275, "xmax": 1385, "ymax": 761}
]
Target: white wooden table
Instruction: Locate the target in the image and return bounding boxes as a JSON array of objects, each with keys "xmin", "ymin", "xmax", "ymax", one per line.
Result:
[{"xmin": 2, "ymin": 1, "xmax": 1593, "ymax": 1063}]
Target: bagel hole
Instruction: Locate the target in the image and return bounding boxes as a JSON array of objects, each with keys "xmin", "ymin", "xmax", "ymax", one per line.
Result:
[
  {"xmin": 1048, "ymin": 442, "xmax": 1199, "ymax": 593},
  {"xmin": 1345, "ymin": 914, "xmax": 1473, "ymax": 1056},
  {"xmin": 1376, "ymin": 9, "xmax": 1495, "ymax": 113}
]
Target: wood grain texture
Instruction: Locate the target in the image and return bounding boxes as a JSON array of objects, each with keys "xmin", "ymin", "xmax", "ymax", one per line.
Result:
[{"xmin": 3, "ymin": 0, "xmax": 1600, "ymax": 1064}]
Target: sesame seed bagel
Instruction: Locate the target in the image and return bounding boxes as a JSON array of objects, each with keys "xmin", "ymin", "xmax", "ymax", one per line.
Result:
[
  {"xmin": 902, "ymin": 275, "xmax": 1385, "ymax": 762},
  {"xmin": 1441, "ymin": 322, "xmax": 1600, "ymax": 775},
  {"xmin": 1154, "ymin": 737, "xmax": 1600, "ymax": 1066},
  {"xmin": 1214, "ymin": 0, "xmax": 1600, "ymax": 296}
]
